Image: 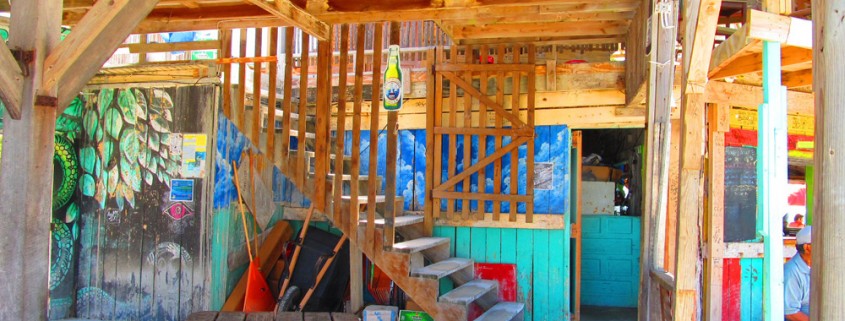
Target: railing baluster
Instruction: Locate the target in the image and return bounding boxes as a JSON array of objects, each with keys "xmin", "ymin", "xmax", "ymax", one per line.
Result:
[
  {"xmin": 367, "ymin": 23, "xmax": 383, "ymax": 252},
  {"xmin": 280, "ymin": 27, "xmax": 294, "ymax": 170},
  {"xmin": 266, "ymin": 27, "xmax": 279, "ymax": 165},
  {"xmin": 350, "ymin": 24, "xmax": 365, "ymax": 243},
  {"xmin": 333, "ymin": 24, "xmax": 349, "ymax": 228},
  {"xmin": 297, "ymin": 32, "xmax": 309, "ymax": 188}
]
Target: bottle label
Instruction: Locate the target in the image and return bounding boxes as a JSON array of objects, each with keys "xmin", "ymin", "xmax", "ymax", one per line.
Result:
[{"xmin": 384, "ymin": 77, "xmax": 402, "ymax": 110}]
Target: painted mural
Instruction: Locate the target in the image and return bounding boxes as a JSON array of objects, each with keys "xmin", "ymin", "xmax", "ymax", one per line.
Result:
[
  {"xmin": 73, "ymin": 85, "xmax": 215, "ymax": 321},
  {"xmin": 343, "ymin": 125, "xmax": 571, "ymax": 215},
  {"xmin": 210, "ymin": 114, "xmax": 296, "ymax": 309}
]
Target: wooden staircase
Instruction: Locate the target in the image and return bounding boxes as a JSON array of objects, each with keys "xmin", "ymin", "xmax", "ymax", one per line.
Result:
[{"xmin": 223, "ymin": 24, "xmax": 525, "ymax": 321}]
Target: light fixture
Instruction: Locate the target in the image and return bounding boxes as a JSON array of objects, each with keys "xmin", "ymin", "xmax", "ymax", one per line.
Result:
[{"xmin": 610, "ymin": 43, "xmax": 626, "ymax": 62}]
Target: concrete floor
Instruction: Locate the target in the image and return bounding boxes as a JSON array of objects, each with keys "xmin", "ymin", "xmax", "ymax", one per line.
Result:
[{"xmin": 580, "ymin": 305, "xmax": 638, "ymax": 321}]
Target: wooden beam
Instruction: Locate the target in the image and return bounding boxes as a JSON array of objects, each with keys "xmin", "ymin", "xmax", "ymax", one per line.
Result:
[
  {"xmin": 0, "ymin": 1, "xmax": 63, "ymax": 320},
  {"xmin": 810, "ymin": 3, "xmax": 845, "ymax": 316},
  {"xmin": 674, "ymin": 0, "xmax": 722, "ymax": 319},
  {"xmin": 0, "ymin": 37, "xmax": 23, "ymax": 119},
  {"xmin": 451, "ymin": 21, "xmax": 627, "ymax": 40},
  {"xmin": 781, "ymin": 68, "xmax": 812, "ymax": 88},
  {"xmin": 45, "ymin": 0, "xmax": 159, "ymax": 111},
  {"xmin": 709, "ymin": 46, "xmax": 812, "ymax": 80},
  {"xmin": 242, "ymin": 0, "xmax": 330, "ymax": 41},
  {"xmin": 126, "ymin": 40, "xmax": 219, "ymax": 54},
  {"xmin": 704, "ymin": 81, "xmax": 814, "ymax": 115},
  {"xmin": 440, "ymin": 11, "xmax": 634, "ymax": 25},
  {"xmin": 319, "ymin": 3, "xmax": 639, "ymax": 23}
]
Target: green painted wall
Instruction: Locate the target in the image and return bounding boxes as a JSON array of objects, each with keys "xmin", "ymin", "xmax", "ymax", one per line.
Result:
[{"xmin": 433, "ymin": 226, "xmax": 571, "ymax": 321}]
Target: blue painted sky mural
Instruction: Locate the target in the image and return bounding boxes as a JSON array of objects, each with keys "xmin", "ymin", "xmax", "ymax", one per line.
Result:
[{"xmin": 343, "ymin": 125, "xmax": 571, "ymax": 215}]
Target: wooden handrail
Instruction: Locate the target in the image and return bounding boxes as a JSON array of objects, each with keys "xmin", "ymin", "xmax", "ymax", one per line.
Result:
[{"xmin": 651, "ymin": 268, "xmax": 676, "ymax": 291}]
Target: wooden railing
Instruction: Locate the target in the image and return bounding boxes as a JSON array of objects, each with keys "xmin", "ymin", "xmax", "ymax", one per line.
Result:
[{"xmin": 651, "ymin": 269, "xmax": 675, "ymax": 321}]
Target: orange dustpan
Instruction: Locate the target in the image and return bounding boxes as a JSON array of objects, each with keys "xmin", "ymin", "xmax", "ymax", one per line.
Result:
[
  {"xmin": 243, "ymin": 257, "xmax": 276, "ymax": 312},
  {"xmin": 233, "ymin": 160, "xmax": 277, "ymax": 312}
]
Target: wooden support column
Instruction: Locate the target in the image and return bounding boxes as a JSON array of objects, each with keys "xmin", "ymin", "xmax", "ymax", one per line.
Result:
[
  {"xmin": 313, "ymin": 39, "xmax": 331, "ymax": 212},
  {"xmin": 638, "ymin": 1, "xmax": 678, "ymax": 320},
  {"xmin": 0, "ymin": 1, "xmax": 62, "ymax": 320},
  {"xmin": 674, "ymin": 0, "xmax": 722, "ymax": 319},
  {"xmin": 383, "ymin": 22, "xmax": 400, "ymax": 249},
  {"xmin": 0, "ymin": 36, "xmax": 23, "ymax": 119},
  {"xmin": 810, "ymin": 1, "xmax": 845, "ymax": 319},
  {"xmin": 348, "ymin": 23, "xmax": 366, "ymax": 314},
  {"xmin": 423, "ymin": 48, "xmax": 435, "ymax": 236},
  {"xmin": 759, "ymin": 40, "xmax": 786, "ymax": 321},
  {"xmin": 367, "ymin": 24, "xmax": 383, "ymax": 253},
  {"xmin": 705, "ymin": 104, "xmax": 728, "ymax": 321}
]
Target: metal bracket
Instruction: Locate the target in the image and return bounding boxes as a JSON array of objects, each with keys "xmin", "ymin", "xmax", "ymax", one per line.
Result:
[
  {"xmin": 11, "ymin": 49, "xmax": 34, "ymax": 77},
  {"xmin": 35, "ymin": 95, "xmax": 58, "ymax": 108}
]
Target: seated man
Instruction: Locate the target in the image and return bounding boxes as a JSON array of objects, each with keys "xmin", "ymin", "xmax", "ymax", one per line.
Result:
[
  {"xmin": 788, "ymin": 214, "xmax": 805, "ymax": 228},
  {"xmin": 784, "ymin": 226, "xmax": 811, "ymax": 321}
]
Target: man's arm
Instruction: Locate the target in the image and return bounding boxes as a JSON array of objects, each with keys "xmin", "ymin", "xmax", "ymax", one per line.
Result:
[{"xmin": 785, "ymin": 312, "xmax": 809, "ymax": 321}]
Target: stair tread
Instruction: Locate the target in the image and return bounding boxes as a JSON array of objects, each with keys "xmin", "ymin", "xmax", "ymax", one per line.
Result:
[
  {"xmin": 410, "ymin": 258, "xmax": 473, "ymax": 279},
  {"xmin": 341, "ymin": 195, "xmax": 386, "ymax": 203},
  {"xmin": 310, "ymin": 173, "xmax": 371, "ymax": 180},
  {"xmin": 440, "ymin": 279, "xmax": 498, "ymax": 305},
  {"xmin": 475, "ymin": 302, "xmax": 525, "ymax": 321},
  {"xmin": 392, "ymin": 237, "xmax": 449, "ymax": 253},
  {"xmin": 289, "ymin": 129, "xmax": 316, "ymax": 139},
  {"xmin": 360, "ymin": 215, "xmax": 424, "ymax": 227}
]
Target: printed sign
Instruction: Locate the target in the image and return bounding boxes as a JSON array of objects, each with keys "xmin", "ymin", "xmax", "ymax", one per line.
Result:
[
  {"xmin": 169, "ymin": 179, "xmax": 195, "ymax": 202},
  {"xmin": 181, "ymin": 133, "xmax": 207, "ymax": 178}
]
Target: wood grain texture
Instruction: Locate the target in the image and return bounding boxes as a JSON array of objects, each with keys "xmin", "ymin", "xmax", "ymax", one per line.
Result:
[
  {"xmin": 296, "ymin": 33, "xmax": 310, "ymax": 188},
  {"xmin": 333, "ymin": 24, "xmax": 349, "ymax": 229},
  {"xmin": 493, "ymin": 44, "xmax": 505, "ymax": 220},
  {"xmin": 221, "ymin": 29, "xmax": 233, "ymax": 119},
  {"xmin": 366, "ymin": 23, "xmax": 383, "ymax": 253},
  {"xmin": 251, "ymin": 27, "xmax": 263, "ymax": 144},
  {"xmin": 424, "ymin": 47, "xmax": 436, "ymax": 234},
  {"xmin": 509, "ymin": 47, "xmax": 521, "ymax": 222},
  {"xmin": 705, "ymin": 104, "xmax": 727, "ymax": 321},
  {"xmin": 383, "ymin": 21, "xmax": 400, "ymax": 249},
  {"xmin": 266, "ymin": 27, "xmax": 279, "ymax": 164},
  {"xmin": 0, "ymin": 1, "xmax": 62, "ymax": 319},
  {"xmin": 462, "ymin": 45, "xmax": 472, "ymax": 220},
  {"xmin": 525, "ymin": 44, "xmax": 535, "ymax": 223},
  {"xmin": 238, "ymin": 28, "xmax": 248, "ymax": 130},
  {"xmin": 0, "ymin": 32, "xmax": 22, "ymax": 119},
  {"xmin": 280, "ymin": 27, "xmax": 295, "ymax": 162},
  {"xmin": 811, "ymin": 0, "xmax": 845, "ymax": 318}
]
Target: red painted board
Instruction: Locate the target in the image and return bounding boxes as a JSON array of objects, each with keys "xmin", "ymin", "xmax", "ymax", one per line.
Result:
[
  {"xmin": 722, "ymin": 258, "xmax": 742, "ymax": 321},
  {"xmin": 474, "ymin": 263, "xmax": 517, "ymax": 301},
  {"xmin": 725, "ymin": 128, "xmax": 814, "ymax": 151}
]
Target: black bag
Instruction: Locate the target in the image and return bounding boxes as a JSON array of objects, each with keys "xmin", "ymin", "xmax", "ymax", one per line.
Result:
[{"xmin": 288, "ymin": 227, "xmax": 350, "ymax": 312}]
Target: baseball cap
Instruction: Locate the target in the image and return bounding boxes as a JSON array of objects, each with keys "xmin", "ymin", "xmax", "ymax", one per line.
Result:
[{"xmin": 796, "ymin": 226, "xmax": 812, "ymax": 245}]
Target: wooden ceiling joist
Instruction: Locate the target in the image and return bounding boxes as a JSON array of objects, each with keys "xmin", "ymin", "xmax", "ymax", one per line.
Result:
[
  {"xmin": 0, "ymin": 37, "xmax": 23, "ymax": 119},
  {"xmin": 454, "ymin": 35, "xmax": 624, "ymax": 46},
  {"xmin": 242, "ymin": 0, "xmax": 330, "ymax": 41},
  {"xmin": 451, "ymin": 21, "xmax": 628, "ymax": 40},
  {"xmin": 43, "ymin": 0, "xmax": 159, "ymax": 111},
  {"xmin": 709, "ymin": 44, "xmax": 812, "ymax": 79},
  {"xmin": 441, "ymin": 11, "xmax": 634, "ymax": 25}
]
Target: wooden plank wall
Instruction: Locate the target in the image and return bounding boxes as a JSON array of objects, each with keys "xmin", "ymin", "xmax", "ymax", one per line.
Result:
[{"xmin": 76, "ymin": 85, "xmax": 217, "ymax": 320}]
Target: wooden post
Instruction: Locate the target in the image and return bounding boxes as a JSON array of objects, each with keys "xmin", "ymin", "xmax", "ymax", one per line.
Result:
[
  {"xmin": 238, "ymin": 28, "xmax": 248, "ymax": 130},
  {"xmin": 252, "ymin": 27, "xmax": 263, "ymax": 144},
  {"xmin": 0, "ymin": 1, "xmax": 62, "ymax": 320},
  {"xmin": 348, "ymin": 23, "xmax": 367, "ymax": 314},
  {"xmin": 638, "ymin": 1, "xmax": 678, "ymax": 320},
  {"xmin": 266, "ymin": 27, "xmax": 279, "ymax": 164},
  {"xmin": 810, "ymin": 0, "xmax": 845, "ymax": 319},
  {"xmin": 383, "ymin": 22, "xmax": 400, "ymax": 249},
  {"xmin": 367, "ymin": 24, "xmax": 383, "ymax": 253},
  {"xmin": 313, "ymin": 39, "xmax": 331, "ymax": 212},
  {"xmin": 221, "ymin": 29, "xmax": 233, "ymax": 119},
  {"xmin": 280, "ymin": 27, "xmax": 294, "ymax": 163},
  {"xmin": 423, "ymin": 48, "xmax": 435, "ymax": 235},
  {"xmin": 333, "ymin": 24, "xmax": 349, "ymax": 233},
  {"xmin": 673, "ymin": 0, "xmax": 722, "ymax": 319},
  {"xmin": 705, "ymin": 104, "xmax": 728, "ymax": 321},
  {"xmin": 296, "ymin": 33, "xmax": 309, "ymax": 188},
  {"xmin": 759, "ymin": 40, "xmax": 786, "ymax": 321}
]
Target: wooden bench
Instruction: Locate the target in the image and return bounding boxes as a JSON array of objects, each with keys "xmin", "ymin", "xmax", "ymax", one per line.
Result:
[{"xmin": 186, "ymin": 311, "xmax": 359, "ymax": 321}]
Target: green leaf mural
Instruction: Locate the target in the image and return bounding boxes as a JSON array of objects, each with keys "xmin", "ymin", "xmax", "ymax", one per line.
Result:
[
  {"xmin": 76, "ymin": 87, "xmax": 179, "ymax": 210},
  {"xmin": 98, "ymin": 89, "xmax": 114, "ymax": 115}
]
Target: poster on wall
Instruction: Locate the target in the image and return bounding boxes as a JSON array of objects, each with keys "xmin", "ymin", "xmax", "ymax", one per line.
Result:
[
  {"xmin": 180, "ymin": 133, "xmax": 207, "ymax": 178},
  {"xmin": 170, "ymin": 179, "xmax": 195, "ymax": 202}
]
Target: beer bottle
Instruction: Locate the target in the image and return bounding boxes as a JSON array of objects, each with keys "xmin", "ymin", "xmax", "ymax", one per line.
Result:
[{"xmin": 383, "ymin": 45, "xmax": 403, "ymax": 111}]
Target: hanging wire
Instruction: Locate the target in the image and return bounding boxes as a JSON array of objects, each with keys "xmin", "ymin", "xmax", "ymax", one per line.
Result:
[{"xmin": 655, "ymin": 1, "xmax": 676, "ymax": 29}]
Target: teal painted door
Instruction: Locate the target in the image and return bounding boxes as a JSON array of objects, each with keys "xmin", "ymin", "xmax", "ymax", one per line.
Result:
[{"xmin": 580, "ymin": 215, "xmax": 641, "ymax": 307}]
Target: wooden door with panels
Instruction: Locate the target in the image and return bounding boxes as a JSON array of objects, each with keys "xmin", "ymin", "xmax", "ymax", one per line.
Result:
[{"xmin": 428, "ymin": 44, "xmax": 537, "ymax": 223}]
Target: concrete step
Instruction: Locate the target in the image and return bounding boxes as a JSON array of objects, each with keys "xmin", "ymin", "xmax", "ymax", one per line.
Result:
[
  {"xmin": 475, "ymin": 302, "xmax": 525, "ymax": 321},
  {"xmin": 360, "ymin": 215, "xmax": 424, "ymax": 228},
  {"xmin": 392, "ymin": 237, "xmax": 450, "ymax": 254},
  {"xmin": 439, "ymin": 279, "xmax": 498, "ymax": 305},
  {"xmin": 410, "ymin": 258, "xmax": 473, "ymax": 280}
]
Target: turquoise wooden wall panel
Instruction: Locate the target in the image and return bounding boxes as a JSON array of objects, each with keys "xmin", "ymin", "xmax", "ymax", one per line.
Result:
[
  {"xmin": 580, "ymin": 215, "xmax": 640, "ymax": 308},
  {"xmin": 432, "ymin": 226, "xmax": 571, "ymax": 321},
  {"xmin": 740, "ymin": 258, "xmax": 764, "ymax": 321}
]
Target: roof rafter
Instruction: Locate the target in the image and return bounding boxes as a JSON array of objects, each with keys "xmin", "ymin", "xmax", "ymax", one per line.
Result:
[
  {"xmin": 43, "ymin": 0, "xmax": 159, "ymax": 111},
  {"xmin": 0, "ymin": 38, "xmax": 23, "ymax": 119},
  {"xmin": 243, "ymin": 0, "xmax": 330, "ymax": 41}
]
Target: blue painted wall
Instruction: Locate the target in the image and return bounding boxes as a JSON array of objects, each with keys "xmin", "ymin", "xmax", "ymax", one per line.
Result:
[{"xmin": 580, "ymin": 215, "xmax": 641, "ymax": 308}]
